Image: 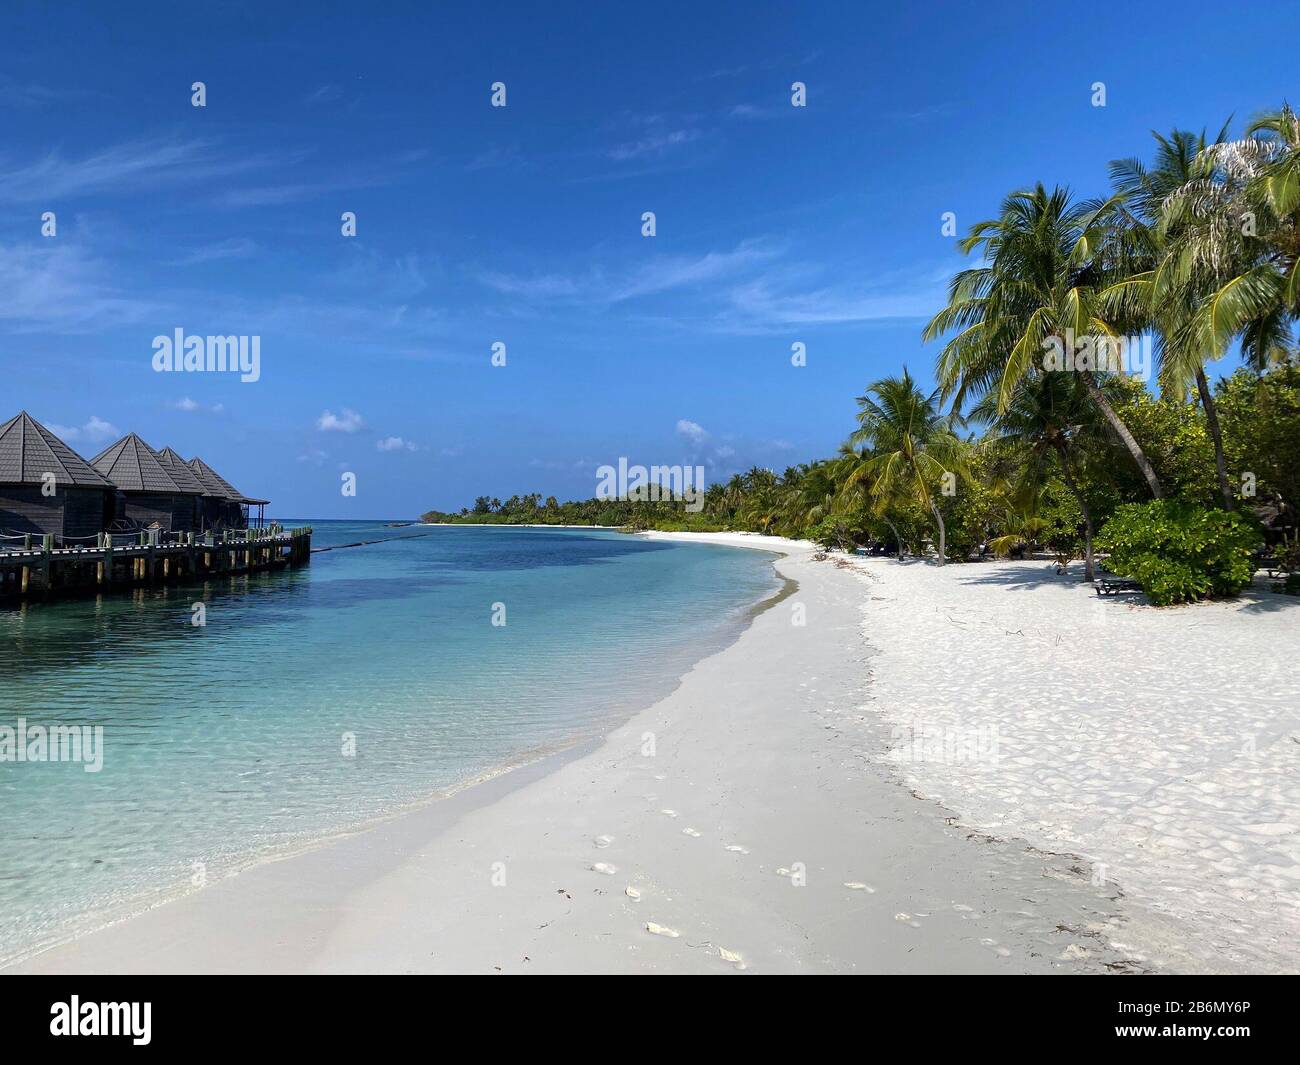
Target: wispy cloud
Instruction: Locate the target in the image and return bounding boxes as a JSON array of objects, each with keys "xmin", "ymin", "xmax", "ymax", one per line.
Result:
[
  {"xmin": 46, "ymin": 415, "xmax": 119, "ymax": 444},
  {"xmin": 171, "ymin": 237, "xmax": 257, "ymax": 266},
  {"xmin": 478, "ymin": 240, "xmax": 781, "ymax": 305},
  {"xmin": 0, "ymin": 136, "xmax": 280, "ymax": 203},
  {"xmin": 0, "ymin": 242, "xmax": 161, "ymax": 333},
  {"xmin": 715, "ymin": 264, "xmax": 948, "ymax": 332},
  {"xmin": 608, "ymin": 129, "xmax": 701, "ymax": 161},
  {"xmin": 167, "ymin": 397, "xmax": 225, "ymax": 414},
  {"xmin": 0, "ymin": 76, "xmax": 91, "ymax": 109},
  {"xmin": 304, "ymin": 85, "xmax": 343, "ymax": 106}
]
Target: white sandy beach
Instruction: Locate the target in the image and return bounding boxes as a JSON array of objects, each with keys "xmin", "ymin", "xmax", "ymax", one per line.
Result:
[
  {"xmin": 8, "ymin": 532, "xmax": 1295, "ymax": 974},
  {"xmin": 848, "ymin": 553, "xmax": 1300, "ymax": 974}
]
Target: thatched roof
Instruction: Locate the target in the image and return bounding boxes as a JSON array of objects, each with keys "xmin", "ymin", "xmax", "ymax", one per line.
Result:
[
  {"xmin": 92, "ymin": 434, "xmax": 202, "ymax": 495},
  {"xmin": 0, "ymin": 411, "xmax": 115, "ymax": 488}
]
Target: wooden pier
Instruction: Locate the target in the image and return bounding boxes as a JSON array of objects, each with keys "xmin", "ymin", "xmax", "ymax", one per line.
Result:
[{"xmin": 0, "ymin": 525, "xmax": 312, "ymax": 601}]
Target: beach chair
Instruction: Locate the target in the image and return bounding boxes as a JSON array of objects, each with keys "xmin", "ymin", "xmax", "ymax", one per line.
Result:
[{"xmin": 1094, "ymin": 576, "xmax": 1141, "ymax": 596}]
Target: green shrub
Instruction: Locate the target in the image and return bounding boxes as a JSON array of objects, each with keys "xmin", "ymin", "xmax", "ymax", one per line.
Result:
[
  {"xmin": 1097, "ymin": 501, "xmax": 1262, "ymax": 606},
  {"xmin": 808, "ymin": 517, "xmax": 857, "ymax": 552}
]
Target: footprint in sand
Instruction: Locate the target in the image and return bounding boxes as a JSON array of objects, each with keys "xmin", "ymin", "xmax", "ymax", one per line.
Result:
[
  {"xmin": 590, "ymin": 862, "xmax": 617, "ymax": 875},
  {"xmin": 843, "ymin": 881, "xmax": 876, "ymax": 893},
  {"xmin": 718, "ymin": 946, "xmax": 747, "ymax": 970},
  {"xmin": 645, "ymin": 922, "xmax": 680, "ymax": 938},
  {"xmin": 682, "ymin": 828, "xmax": 701, "ymax": 838},
  {"xmin": 625, "ymin": 886, "xmax": 642, "ymax": 902},
  {"xmin": 593, "ymin": 835, "xmax": 614, "ymax": 849},
  {"xmin": 893, "ymin": 912, "xmax": 922, "ymax": 928},
  {"xmin": 659, "ymin": 809, "xmax": 679, "ymax": 819},
  {"xmin": 724, "ymin": 844, "xmax": 750, "ymax": 855}
]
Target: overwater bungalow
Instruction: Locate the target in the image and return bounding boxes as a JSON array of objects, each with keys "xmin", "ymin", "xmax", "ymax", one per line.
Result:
[
  {"xmin": 188, "ymin": 455, "xmax": 270, "ymax": 528},
  {"xmin": 0, "ymin": 411, "xmax": 306, "ymax": 599},
  {"xmin": 91, "ymin": 433, "xmax": 205, "ymax": 534},
  {"xmin": 0, "ymin": 412, "xmax": 116, "ymax": 540},
  {"xmin": 153, "ymin": 445, "xmax": 214, "ymax": 527}
]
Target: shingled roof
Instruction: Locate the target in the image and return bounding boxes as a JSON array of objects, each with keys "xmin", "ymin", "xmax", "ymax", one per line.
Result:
[
  {"xmin": 92, "ymin": 434, "xmax": 203, "ymax": 494},
  {"xmin": 187, "ymin": 456, "xmax": 266, "ymax": 504},
  {"xmin": 186, "ymin": 456, "xmax": 241, "ymax": 500},
  {"xmin": 153, "ymin": 446, "xmax": 209, "ymax": 495},
  {"xmin": 0, "ymin": 411, "xmax": 115, "ymax": 488}
]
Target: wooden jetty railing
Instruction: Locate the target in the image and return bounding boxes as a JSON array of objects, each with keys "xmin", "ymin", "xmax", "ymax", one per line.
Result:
[{"xmin": 0, "ymin": 525, "xmax": 313, "ymax": 601}]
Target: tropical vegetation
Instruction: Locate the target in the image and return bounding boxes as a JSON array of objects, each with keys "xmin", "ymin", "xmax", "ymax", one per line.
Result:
[{"xmin": 424, "ymin": 104, "xmax": 1300, "ymax": 604}]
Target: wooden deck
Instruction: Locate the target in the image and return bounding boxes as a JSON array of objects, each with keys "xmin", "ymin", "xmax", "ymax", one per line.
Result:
[{"xmin": 0, "ymin": 526, "xmax": 312, "ymax": 600}]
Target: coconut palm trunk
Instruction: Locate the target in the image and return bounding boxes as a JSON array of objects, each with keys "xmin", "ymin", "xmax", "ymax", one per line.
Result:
[
  {"xmin": 1055, "ymin": 445, "xmax": 1095, "ymax": 581},
  {"xmin": 1079, "ymin": 371, "xmax": 1164, "ymax": 498},
  {"xmin": 928, "ymin": 501, "xmax": 947, "ymax": 565},
  {"xmin": 1194, "ymin": 367, "xmax": 1234, "ymax": 510},
  {"xmin": 884, "ymin": 518, "xmax": 906, "ymax": 561}
]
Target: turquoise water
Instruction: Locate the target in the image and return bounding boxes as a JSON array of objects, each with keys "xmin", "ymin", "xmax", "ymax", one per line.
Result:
[{"xmin": 0, "ymin": 523, "xmax": 779, "ymax": 963}]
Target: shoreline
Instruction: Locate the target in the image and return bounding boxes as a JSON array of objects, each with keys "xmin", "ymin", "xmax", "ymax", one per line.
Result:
[
  {"xmin": 9, "ymin": 533, "xmax": 1176, "ymax": 974},
  {"xmin": 1, "ymin": 533, "xmax": 786, "ymax": 971}
]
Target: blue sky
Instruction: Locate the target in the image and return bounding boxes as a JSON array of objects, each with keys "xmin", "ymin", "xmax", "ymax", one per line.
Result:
[{"xmin": 3, "ymin": 1, "xmax": 1296, "ymax": 518}]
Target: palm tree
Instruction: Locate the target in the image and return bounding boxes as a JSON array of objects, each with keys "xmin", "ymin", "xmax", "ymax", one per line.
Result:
[
  {"xmin": 986, "ymin": 507, "xmax": 1050, "ymax": 559},
  {"xmin": 1176, "ymin": 105, "xmax": 1300, "ymax": 371},
  {"xmin": 834, "ymin": 442, "xmax": 905, "ymax": 559},
  {"xmin": 924, "ymin": 184, "xmax": 1166, "ymax": 499},
  {"xmin": 1104, "ymin": 126, "xmax": 1238, "ymax": 509},
  {"xmin": 971, "ymin": 373, "xmax": 1108, "ymax": 580},
  {"xmin": 846, "ymin": 369, "xmax": 968, "ymax": 565},
  {"xmin": 775, "ymin": 462, "xmax": 838, "ymax": 537}
]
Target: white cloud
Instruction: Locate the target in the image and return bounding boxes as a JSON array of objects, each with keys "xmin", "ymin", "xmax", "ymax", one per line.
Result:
[
  {"xmin": 317, "ymin": 408, "xmax": 365, "ymax": 433},
  {"xmin": 168, "ymin": 396, "xmax": 224, "ymax": 414},
  {"xmin": 720, "ymin": 265, "xmax": 948, "ymax": 331},
  {"xmin": 47, "ymin": 415, "xmax": 119, "ymax": 444},
  {"xmin": 376, "ymin": 436, "xmax": 417, "ymax": 452},
  {"xmin": 608, "ymin": 129, "xmax": 700, "ymax": 161},
  {"xmin": 304, "ymin": 85, "xmax": 343, "ymax": 106},
  {"xmin": 172, "ymin": 238, "xmax": 257, "ymax": 266},
  {"xmin": 0, "ymin": 136, "xmax": 282, "ymax": 204},
  {"xmin": 676, "ymin": 419, "xmax": 708, "ymax": 443},
  {"xmin": 0, "ymin": 242, "xmax": 160, "ymax": 333},
  {"xmin": 478, "ymin": 240, "xmax": 780, "ymax": 305}
]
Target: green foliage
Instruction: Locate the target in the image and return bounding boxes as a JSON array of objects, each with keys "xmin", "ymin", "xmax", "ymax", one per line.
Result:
[
  {"xmin": 937, "ymin": 458, "xmax": 999, "ymax": 561},
  {"xmin": 1098, "ymin": 501, "xmax": 1262, "ymax": 605},
  {"xmin": 1035, "ymin": 476, "xmax": 1089, "ymax": 555},
  {"xmin": 807, "ymin": 517, "xmax": 857, "ymax": 552},
  {"xmin": 1217, "ymin": 363, "xmax": 1300, "ymax": 509},
  {"xmin": 1109, "ymin": 381, "xmax": 1219, "ymax": 505}
]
